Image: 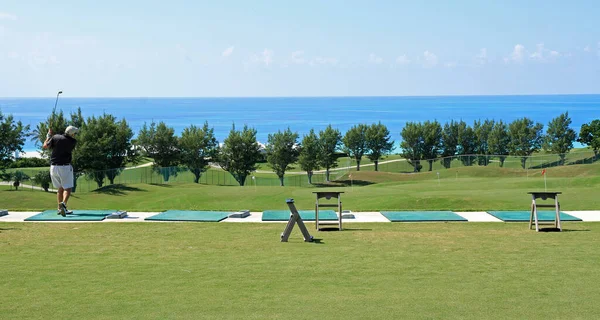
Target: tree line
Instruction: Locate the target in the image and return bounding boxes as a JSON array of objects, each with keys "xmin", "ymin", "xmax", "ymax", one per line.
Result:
[
  {"xmin": 1, "ymin": 107, "xmax": 599, "ymax": 189},
  {"xmin": 400, "ymin": 112, "xmax": 599, "ymax": 172}
]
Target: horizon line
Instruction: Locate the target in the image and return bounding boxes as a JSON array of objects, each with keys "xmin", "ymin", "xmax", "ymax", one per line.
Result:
[{"xmin": 2, "ymin": 93, "xmax": 600, "ymax": 99}]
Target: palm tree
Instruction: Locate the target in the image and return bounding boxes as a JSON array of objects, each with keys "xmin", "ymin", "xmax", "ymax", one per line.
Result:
[{"xmin": 10, "ymin": 170, "xmax": 30, "ymax": 191}]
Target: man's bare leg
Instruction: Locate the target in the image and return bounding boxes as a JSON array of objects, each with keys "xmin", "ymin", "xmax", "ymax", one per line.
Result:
[
  {"xmin": 56, "ymin": 187, "xmax": 66, "ymax": 216},
  {"xmin": 57, "ymin": 187, "xmax": 64, "ymax": 210},
  {"xmin": 62, "ymin": 188, "xmax": 72, "ymax": 206}
]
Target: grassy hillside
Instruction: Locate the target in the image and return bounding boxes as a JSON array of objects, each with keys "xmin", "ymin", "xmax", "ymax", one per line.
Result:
[{"xmin": 3, "ymin": 161, "xmax": 599, "ymax": 211}]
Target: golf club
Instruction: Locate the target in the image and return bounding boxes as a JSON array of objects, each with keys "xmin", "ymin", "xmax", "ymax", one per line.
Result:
[
  {"xmin": 49, "ymin": 90, "xmax": 63, "ymax": 131},
  {"xmin": 52, "ymin": 90, "xmax": 63, "ymax": 115}
]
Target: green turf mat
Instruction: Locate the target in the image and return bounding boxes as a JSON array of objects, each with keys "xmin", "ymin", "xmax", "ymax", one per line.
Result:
[
  {"xmin": 381, "ymin": 211, "xmax": 467, "ymax": 222},
  {"xmin": 145, "ymin": 210, "xmax": 230, "ymax": 222},
  {"xmin": 262, "ymin": 210, "xmax": 338, "ymax": 221},
  {"xmin": 24, "ymin": 210, "xmax": 115, "ymax": 221},
  {"xmin": 487, "ymin": 211, "xmax": 582, "ymax": 222}
]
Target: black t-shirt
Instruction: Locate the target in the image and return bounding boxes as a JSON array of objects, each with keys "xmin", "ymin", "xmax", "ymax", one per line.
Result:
[{"xmin": 49, "ymin": 134, "xmax": 77, "ymax": 165}]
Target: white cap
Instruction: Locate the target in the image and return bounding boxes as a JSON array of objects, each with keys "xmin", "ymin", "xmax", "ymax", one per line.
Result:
[{"xmin": 65, "ymin": 126, "xmax": 79, "ymax": 137}]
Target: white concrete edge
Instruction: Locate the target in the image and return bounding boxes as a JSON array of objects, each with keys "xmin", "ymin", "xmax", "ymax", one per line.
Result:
[{"xmin": 2, "ymin": 211, "xmax": 600, "ymax": 223}]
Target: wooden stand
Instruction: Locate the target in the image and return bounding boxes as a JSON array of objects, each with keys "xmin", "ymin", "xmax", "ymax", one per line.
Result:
[
  {"xmin": 281, "ymin": 199, "xmax": 313, "ymax": 242},
  {"xmin": 313, "ymin": 191, "xmax": 343, "ymax": 231},
  {"xmin": 528, "ymin": 192, "xmax": 562, "ymax": 232}
]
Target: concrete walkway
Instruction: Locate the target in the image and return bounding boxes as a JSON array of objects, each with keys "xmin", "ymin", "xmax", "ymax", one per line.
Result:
[{"xmin": 2, "ymin": 210, "xmax": 600, "ymax": 223}]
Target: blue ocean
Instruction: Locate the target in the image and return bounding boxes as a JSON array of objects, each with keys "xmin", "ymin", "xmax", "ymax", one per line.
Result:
[{"xmin": 1, "ymin": 95, "xmax": 599, "ymax": 153}]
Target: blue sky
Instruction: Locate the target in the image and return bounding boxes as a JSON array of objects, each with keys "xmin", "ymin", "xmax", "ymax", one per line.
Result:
[{"xmin": 0, "ymin": 0, "xmax": 599, "ymax": 97}]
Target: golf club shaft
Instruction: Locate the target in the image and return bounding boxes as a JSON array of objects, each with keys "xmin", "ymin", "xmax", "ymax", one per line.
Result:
[{"xmin": 50, "ymin": 91, "xmax": 62, "ymax": 129}]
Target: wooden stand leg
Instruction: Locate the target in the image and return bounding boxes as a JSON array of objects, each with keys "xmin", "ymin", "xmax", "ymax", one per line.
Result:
[
  {"xmin": 532, "ymin": 199, "xmax": 540, "ymax": 232},
  {"xmin": 555, "ymin": 198, "xmax": 562, "ymax": 231},
  {"xmin": 529, "ymin": 201, "xmax": 535, "ymax": 230},
  {"xmin": 315, "ymin": 201, "xmax": 319, "ymax": 230}
]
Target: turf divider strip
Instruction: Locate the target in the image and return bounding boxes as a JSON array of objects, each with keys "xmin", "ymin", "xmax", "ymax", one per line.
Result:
[
  {"xmin": 381, "ymin": 211, "xmax": 467, "ymax": 222},
  {"xmin": 262, "ymin": 210, "xmax": 338, "ymax": 221},
  {"xmin": 486, "ymin": 211, "xmax": 582, "ymax": 222},
  {"xmin": 24, "ymin": 210, "xmax": 115, "ymax": 221},
  {"xmin": 145, "ymin": 210, "xmax": 230, "ymax": 222}
]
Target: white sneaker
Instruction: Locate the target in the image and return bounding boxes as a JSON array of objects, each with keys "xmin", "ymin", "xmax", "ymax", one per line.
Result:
[{"xmin": 60, "ymin": 202, "xmax": 72, "ymax": 215}]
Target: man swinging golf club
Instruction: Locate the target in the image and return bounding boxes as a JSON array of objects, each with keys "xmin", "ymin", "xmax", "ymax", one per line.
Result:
[{"xmin": 43, "ymin": 125, "xmax": 79, "ymax": 216}]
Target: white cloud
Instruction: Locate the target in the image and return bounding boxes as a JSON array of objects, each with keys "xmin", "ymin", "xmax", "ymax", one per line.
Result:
[
  {"xmin": 422, "ymin": 50, "xmax": 438, "ymax": 68},
  {"xmin": 0, "ymin": 12, "xmax": 17, "ymax": 21},
  {"xmin": 368, "ymin": 53, "xmax": 383, "ymax": 64},
  {"xmin": 583, "ymin": 45, "xmax": 591, "ymax": 53},
  {"xmin": 475, "ymin": 48, "xmax": 488, "ymax": 65},
  {"xmin": 252, "ymin": 49, "xmax": 274, "ymax": 66},
  {"xmin": 530, "ymin": 43, "xmax": 562, "ymax": 62},
  {"xmin": 395, "ymin": 54, "xmax": 410, "ymax": 65},
  {"xmin": 290, "ymin": 51, "xmax": 305, "ymax": 64},
  {"xmin": 529, "ymin": 43, "xmax": 546, "ymax": 61},
  {"xmin": 222, "ymin": 46, "xmax": 234, "ymax": 57},
  {"xmin": 508, "ymin": 44, "xmax": 525, "ymax": 63}
]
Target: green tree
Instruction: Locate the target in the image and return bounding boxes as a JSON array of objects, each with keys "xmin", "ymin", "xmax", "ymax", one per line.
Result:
[
  {"xmin": 137, "ymin": 121, "xmax": 180, "ymax": 181},
  {"xmin": 441, "ymin": 120, "xmax": 460, "ymax": 168},
  {"xmin": 180, "ymin": 122, "xmax": 218, "ymax": 183},
  {"xmin": 30, "ymin": 110, "xmax": 68, "ymax": 152},
  {"xmin": 67, "ymin": 108, "xmax": 86, "ymax": 192},
  {"xmin": 544, "ymin": 112, "xmax": 577, "ymax": 165},
  {"xmin": 578, "ymin": 119, "xmax": 600, "ymax": 158},
  {"xmin": 75, "ymin": 114, "xmax": 135, "ymax": 187},
  {"xmin": 457, "ymin": 121, "xmax": 477, "ymax": 166},
  {"xmin": 474, "ymin": 119, "xmax": 495, "ymax": 166},
  {"xmin": 298, "ymin": 129, "xmax": 321, "ymax": 184},
  {"xmin": 508, "ymin": 117, "xmax": 544, "ymax": 169},
  {"xmin": 318, "ymin": 125, "xmax": 342, "ymax": 181},
  {"xmin": 488, "ymin": 120, "xmax": 510, "ymax": 167},
  {"xmin": 343, "ymin": 124, "xmax": 369, "ymax": 171},
  {"xmin": 400, "ymin": 122, "xmax": 424, "ymax": 172},
  {"xmin": 422, "ymin": 120, "xmax": 442, "ymax": 171},
  {"xmin": 218, "ymin": 124, "xmax": 262, "ymax": 186},
  {"xmin": 266, "ymin": 128, "xmax": 299, "ymax": 186},
  {"xmin": 8, "ymin": 170, "xmax": 30, "ymax": 191},
  {"xmin": 0, "ymin": 110, "xmax": 29, "ymax": 172},
  {"xmin": 32, "ymin": 170, "xmax": 52, "ymax": 192},
  {"xmin": 365, "ymin": 122, "xmax": 394, "ymax": 172}
]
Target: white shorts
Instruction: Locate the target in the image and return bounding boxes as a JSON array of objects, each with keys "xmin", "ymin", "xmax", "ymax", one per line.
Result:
[{"xmin": 50, "ymin": 165, "xmax": 74, "ymax": 189}]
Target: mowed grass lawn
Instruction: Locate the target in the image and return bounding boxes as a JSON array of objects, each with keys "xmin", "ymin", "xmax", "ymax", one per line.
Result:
[
  {"xmin": 1, "ymin": 222, "xmax": 600, "ymax": 319},
  {"xmin": 3, "ymin": 162, "xmax": 600, "ymax": 211}
]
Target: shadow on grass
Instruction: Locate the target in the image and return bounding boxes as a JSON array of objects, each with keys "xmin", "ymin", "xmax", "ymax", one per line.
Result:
[
  {"xmin": 149, "ymin": 183, "xmax": 175, "ymax": 188},
  {"xmin": 0, "ymin": 227, "xmax": 20, "ymax": 233},
  {"xmin": 313, "ymin": 179, "xmax": 375, "ymax": 187},
  {"xmin": 530, "ymin": 155, "xmax": 599, "ymax": 169},
  {"xmin": 311, "ymin": 238, "xmax": 324, "ymax": 244},
  {"xmin": 558, "ymin": 228, "xmax": 591, "ymax": 232},
  {"xmin": 93, "ymin": 184, "xmax": 147, "ymax": 196}
]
